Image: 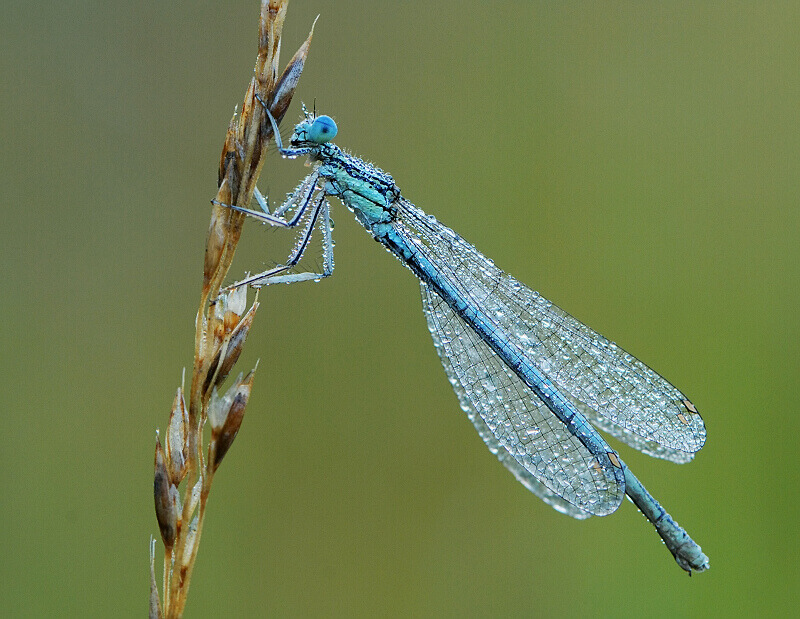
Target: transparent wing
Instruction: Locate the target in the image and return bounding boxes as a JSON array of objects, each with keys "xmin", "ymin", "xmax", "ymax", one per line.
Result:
[
  {"xmin": 398, "ymin": 199, "xmax": 705, "ymax": 463},
  {"xmin": 421, "ymin": 281, "xmax": 623, "ymax": 518}
]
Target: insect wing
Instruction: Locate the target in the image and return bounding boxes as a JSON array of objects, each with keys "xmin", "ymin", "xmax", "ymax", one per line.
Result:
[
  {"xmin": 399, "ymin": 200, "xmax": 705, "ymax": 463},
  {"xmin": 421, "ymin": 282, "xmax": 623, "ymax": 517}
]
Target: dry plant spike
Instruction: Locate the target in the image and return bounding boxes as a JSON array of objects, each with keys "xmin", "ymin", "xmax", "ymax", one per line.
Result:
[
  {"xmin": 205, "ymin": 7, "xmax": 316, "ymax": 301},
  {"xmin": 152, "ymin": 2, "xmax": 314, "ymax": 616}
]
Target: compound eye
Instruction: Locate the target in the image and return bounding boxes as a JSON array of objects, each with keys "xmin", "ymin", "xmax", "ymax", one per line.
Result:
[{"xmin": 308, "ymin": 115, "xmax": 337, "ymax": 144}]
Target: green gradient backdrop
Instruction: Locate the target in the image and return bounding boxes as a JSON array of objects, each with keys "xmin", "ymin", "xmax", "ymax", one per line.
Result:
[{"xmin": 2, "ymin": 1, "xmax": 798, "ymax": 616}]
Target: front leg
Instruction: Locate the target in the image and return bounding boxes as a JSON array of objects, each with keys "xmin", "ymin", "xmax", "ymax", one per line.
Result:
[{"xmin": 212, "ymin": 171, "xmax": 320, "ymax": 228}]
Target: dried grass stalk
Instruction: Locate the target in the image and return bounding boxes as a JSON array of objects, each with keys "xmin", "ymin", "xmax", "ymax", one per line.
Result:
[{"xmin": 150, "ymin": 2, "xmax": 315, "ymax": 616}]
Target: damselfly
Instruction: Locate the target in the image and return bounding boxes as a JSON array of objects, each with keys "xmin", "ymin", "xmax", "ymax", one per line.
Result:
[{"xmin": 218, "ymin": 100, "xmax": 709, "ymax": 573}]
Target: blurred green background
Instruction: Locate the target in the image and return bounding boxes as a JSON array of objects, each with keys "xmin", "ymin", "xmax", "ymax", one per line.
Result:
[{"xmin": 2, "ymin": 1, "xmax": 798, "ymax": 616}]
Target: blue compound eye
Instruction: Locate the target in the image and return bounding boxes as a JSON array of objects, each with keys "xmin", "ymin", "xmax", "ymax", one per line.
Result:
[{"xmin": 308, "ymin": 115, "xmax": 337, "ymax": 144}]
